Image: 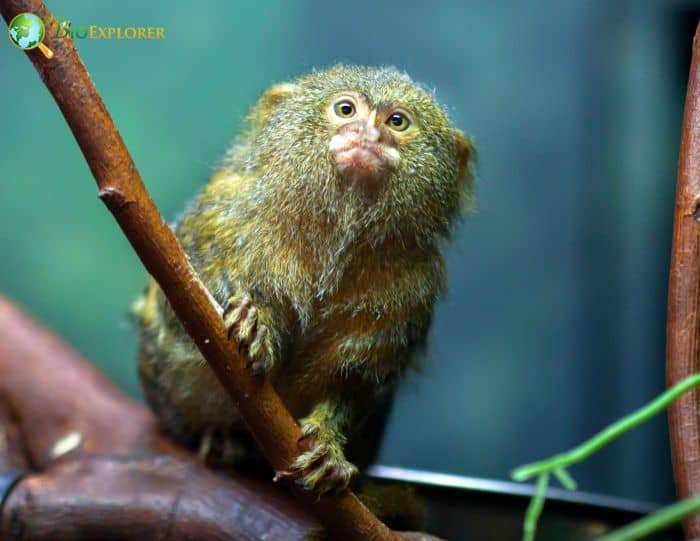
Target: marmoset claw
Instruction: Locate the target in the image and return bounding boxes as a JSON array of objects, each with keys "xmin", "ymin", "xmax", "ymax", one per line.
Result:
[
  {"xmin": 275, "ymin": 419, "xmax": 357, "ymax": 495},
  {"xmin": 223, "ymin": 294, "xmax": 275, "ymax": 375}
]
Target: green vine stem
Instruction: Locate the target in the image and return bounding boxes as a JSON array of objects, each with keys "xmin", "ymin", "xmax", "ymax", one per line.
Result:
[
  {"xmin": 511, "ymin": 373, "xmax": 700, "ymax": 541},
  {"xmin": 511, "ymin": 373, "xmax": 700, "ymax": 483},
  {"xmin": 599, "ymin": 495, "xmax": 700, "ymax": 541},
  {"xmin": 523, "ymin": 473, "xmax": 549, "ymax": 541}
]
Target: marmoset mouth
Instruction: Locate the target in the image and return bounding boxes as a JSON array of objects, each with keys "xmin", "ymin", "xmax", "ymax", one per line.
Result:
[{"xmin": 333, "ymin": 143, "xmax": 389, "ymax": 176}]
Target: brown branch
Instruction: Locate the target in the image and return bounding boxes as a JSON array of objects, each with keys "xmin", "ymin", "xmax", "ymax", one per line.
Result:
[
  {"xmin": 667, "ymin": 20, "xmax": 700, "ymax": 539},
  {"xmin": 0, "ymin": 1, "xmax": 410, "ymax": 539},
  {"xmin": 0, "ymin": 293, "xmax": 445, "ymax": 541},
  {"xmin": 2, "ymin": 457, "xmax": 318, "ymax": 541},
  {"xmin": 0, "ymin": 294, "xmax": 182, "ymax": 464},
  {"xmin": 0, "ymin": 294, "xmax": 317, "ymax": 541},
  {"xmin": 0, "ymin": 294, "xmax": 442, "ymax": 540}
]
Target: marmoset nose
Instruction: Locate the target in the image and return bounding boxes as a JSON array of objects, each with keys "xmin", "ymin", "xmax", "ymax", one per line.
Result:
[{"xmin": 362, "ymin": 110, "xmax": 381, "ymax": 143}]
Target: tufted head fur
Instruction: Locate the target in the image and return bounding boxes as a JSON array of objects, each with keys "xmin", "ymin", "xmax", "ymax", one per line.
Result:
[{"xmin": 224, "ymin": 64, "xmax": 475, "ymax": 248}]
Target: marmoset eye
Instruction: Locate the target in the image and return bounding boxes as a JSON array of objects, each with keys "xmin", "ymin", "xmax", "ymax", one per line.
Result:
[
  {"xmin": 333, "ymin": 100, "xmax": 356, "ymax": 118},
  {"xmin": 387, "ymin": 112, "xmax": 410, "ymax": 131}
]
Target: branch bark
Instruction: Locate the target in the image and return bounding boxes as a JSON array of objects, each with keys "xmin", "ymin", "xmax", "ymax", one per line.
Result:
[
  {"xmin": 0, "ymin": 295, "xmax": 442, "ymax": 540},
  {"xmin": 667, "ymin": 20, "xmax": 700, "ymax": 539},
  {"xmin": 0, "ymin": 1, "xmax": 408, "ymax": 539},
  {"xmin": 3, "ymin": 458, "xmax": 317, "ymax": 541},
  {"xmin": 0, "ymin": 294, "xmax": 316, "ymax": 541}
]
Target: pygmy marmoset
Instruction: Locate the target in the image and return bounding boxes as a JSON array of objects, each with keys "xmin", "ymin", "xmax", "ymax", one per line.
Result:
[{"xmin": 133, "ymin": 64, "xmax": 474, "ymax": 495}]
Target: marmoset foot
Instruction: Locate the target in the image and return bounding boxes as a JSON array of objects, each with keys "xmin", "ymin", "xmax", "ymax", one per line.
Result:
[{"xmin": 275, "ymin": 418, "xmax": 358, "ymax": 495}]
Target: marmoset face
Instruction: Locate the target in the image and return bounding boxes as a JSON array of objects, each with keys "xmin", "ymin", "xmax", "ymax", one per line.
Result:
[
  {"xmin": 326, "ymin": 92, "xmax": 409, "ymax": 182},
  {"xmin": 235, "ymin": 65, "xmax": 473, "ymax": 234}
]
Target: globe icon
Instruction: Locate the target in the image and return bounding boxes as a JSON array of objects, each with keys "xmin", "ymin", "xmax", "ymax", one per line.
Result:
[{"xmin": 8, "ymin": 13, "xmax": 45, "ymax": 50}]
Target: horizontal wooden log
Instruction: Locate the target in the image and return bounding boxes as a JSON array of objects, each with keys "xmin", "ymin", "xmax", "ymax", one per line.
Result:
[
  {"xmin": 0, "ymin": 295, "xmax": 317, "ymax": 540},
  {"xmin": 1, "ymin": 456, "xmax": 315, "ymax": 541}
]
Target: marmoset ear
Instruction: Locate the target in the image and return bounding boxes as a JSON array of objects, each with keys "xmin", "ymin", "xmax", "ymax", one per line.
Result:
[
  {"xmin": 453, "ymin": 129, "xmax": 477, "ymax": 212},
  {"xmin": 247, "ymin": 83, "xmax": 299, "ymax": 129},
  {"xmin": 260, "ymin": 83, "xmax": 298, "ymax": 110}
]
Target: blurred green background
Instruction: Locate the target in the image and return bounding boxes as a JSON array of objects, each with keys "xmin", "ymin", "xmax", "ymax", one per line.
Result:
[{"xmin": 1, "ymin": 0, "xmax": 697, "ymax": 504}]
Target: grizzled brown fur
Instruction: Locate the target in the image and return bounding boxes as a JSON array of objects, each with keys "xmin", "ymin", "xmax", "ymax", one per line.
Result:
[{"xmin": 134, "ymin": 64, "xmax": 474, "ymax": 494}]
